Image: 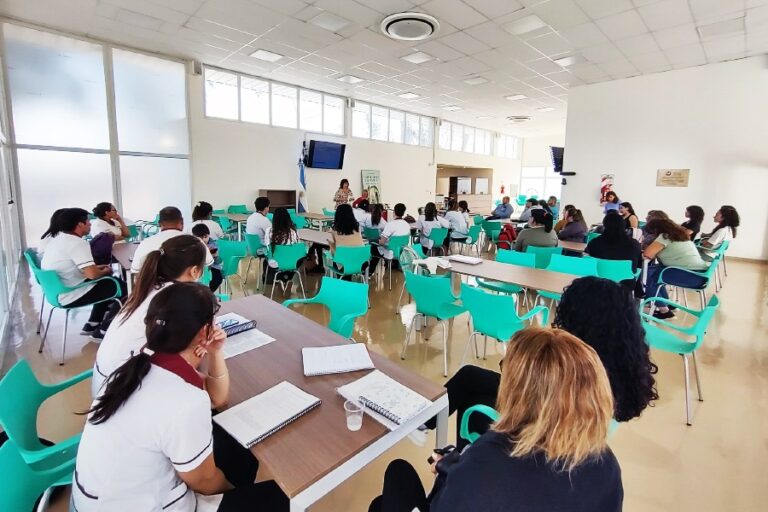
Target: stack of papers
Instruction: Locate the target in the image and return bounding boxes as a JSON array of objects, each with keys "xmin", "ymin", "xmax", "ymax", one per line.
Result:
[
  {"xmin": 412, "ymin": 257, "xmax": 451, "ymax": 275},
  {"xmin": 448, "ymin": 254, "xmax": 483, "ymax": 265},
  {"xmin": 302, "ymin": 343, "xmax": 375, "ymax": 376}
]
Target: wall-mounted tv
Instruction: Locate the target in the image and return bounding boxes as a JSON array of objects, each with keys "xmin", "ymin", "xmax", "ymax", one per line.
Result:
[
  {"xmin": 306, "ymin": 140, "xmax": 346, "ymax": 169},
  {"xmin": 550, "ymin": 146, "xmax": 564, "ymax": 173}
]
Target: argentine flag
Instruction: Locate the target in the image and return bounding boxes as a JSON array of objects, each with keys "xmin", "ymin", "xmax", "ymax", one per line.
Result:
[{"xmin": 298, "ymin": 155, "xmax": 308, "ymax": 213}]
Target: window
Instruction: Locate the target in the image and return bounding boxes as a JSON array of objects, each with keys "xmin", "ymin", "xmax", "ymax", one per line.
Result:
[
  {"xmin": 420, "ymin": 117, "xmax": 434, "ymax": 147},
  {"xmin": 204, "ymin": 69, "xmax": 238, "ymax": 120},
  {"xmin": 405, "ymin": 113, "xmax": 419, "ymax": 145},
  {"xmin": 519, "ymin": 166, "xmax": 561, "ymax": 201},
  {"xmin": 271, "ymin": 84, "xmax": 298, "ymax": 128},
  {"xmin": 462, "ymin": 127, "xmax": 474, "ymax": 153},
  {"xmin": 241, "ymin": 77, "xmax": 269, "ymax": 124},
  {"xmin": 451, "ymin": 124, "xmax": 463, "ymax": 151},
  {"xmin": 437, "ymin": 121, "xmax": 492, "ymax": 155},
  {"xmin": 323, "ymin": 96, "xmax": 344, "ymax": 135},
  {"xmin": 352, "ymin": 102, "xmax": 371, "ymax": 138},
  {"xmin": 439, "ymin": 121, "xmax": 451, "ymax": 149},
  {"xmin": 351, "ymin": 100, "xmax": 433, "ymax": 147},
  {"xmin": 299, "ymin": 89, "xmax": 322, "ymax": 132},
  {"xmin": 498, "ymin": 134, "xmax": 520, "ymax": 159},
  {"xmin": 371, "ymin": 106, "xmax": 389, "ymax": 141},
  {"xmin": 389, "ymin": 110, "xmax": 404, "ymax": 143},
  {"xmin": 474, "ymin": 130, "xmax": 484, "ymax": 155}
]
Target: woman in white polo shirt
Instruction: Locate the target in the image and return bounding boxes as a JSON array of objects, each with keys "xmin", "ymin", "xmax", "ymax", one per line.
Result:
[
  {"xmin": 699, "ymin": 205, "xmax": 739, "ymax": 260},
  {"xmin": 73, "ymin": 283, "xmax": 288, "ymax": 512},
  {"xmin": 191, "ymin": 201, "xmax": 226, "ymax": 240},
  {"xmin": 91, "ymin": 202, "xmax": 130, "ymax": 241},
  {"xmin": 92, "ymin": 234, "xmax": 208, "ymax": 397}
]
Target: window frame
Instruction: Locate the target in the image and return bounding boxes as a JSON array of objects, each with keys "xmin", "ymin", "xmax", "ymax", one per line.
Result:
[{"xmin": 351, "ymin": 100, "xmax": 434, "ymax": 148}]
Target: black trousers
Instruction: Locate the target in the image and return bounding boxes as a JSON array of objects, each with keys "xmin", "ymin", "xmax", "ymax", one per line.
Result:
[
  {"xmin": 368, "ymin": 459, "xmax": 429, "ymax": 512},
  {"xmin": 424, "ymin": 365, "xmax": 500, "ymax": 451},
  {"xmin": 65, "ymin": 277, "xmax": 127, "ymax": 327},
  {"xmin": 209, "ymin": 267, "xmax": 223, "ymax": 292}
]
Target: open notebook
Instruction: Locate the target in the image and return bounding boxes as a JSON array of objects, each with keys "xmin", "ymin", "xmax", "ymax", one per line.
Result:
[
  {"xmin": 216, "ymin": 313, "xmax": 274, "ymax": 359},
  {"xmin": 213, "ymin": 381, "xmax": 321, "ymax": 448},
  {"xmin": 302, "ymin": 344, "xmax": 375, "ymax": 376},
  {"xmin": 337, "ymin": 370, "xmax": 432, "ymax": 430}
]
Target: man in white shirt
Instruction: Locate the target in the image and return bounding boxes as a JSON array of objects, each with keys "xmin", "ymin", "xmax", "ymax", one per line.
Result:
[
  {"xmin": 370, "ymin": 203, "xmax": 412, "ymax": 273},
  {"xmin": 41, "ymin": 207, "xmax": 126, "ymax": 339},
  {"xmin": 245, "ymin": 197, "xmax": 271, "ymax": 242},
  {"xmin": 131, "ymin": 207, "xmax": 213, "ymax": 273}
]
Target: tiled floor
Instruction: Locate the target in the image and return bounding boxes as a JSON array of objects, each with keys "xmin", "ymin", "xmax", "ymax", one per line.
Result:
[{"xmin": 2, "ymin": 256, "xmax": 767, "ymax": 512}]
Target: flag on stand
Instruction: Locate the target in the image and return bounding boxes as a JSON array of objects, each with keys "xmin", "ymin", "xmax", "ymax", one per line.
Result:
[{"xmin": 297, "ymin": 155, "xmax": 308, "ymax": 213}]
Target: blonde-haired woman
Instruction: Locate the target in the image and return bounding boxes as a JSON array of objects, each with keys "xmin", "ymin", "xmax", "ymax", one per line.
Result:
[{"xmin": 368, "ymin": 327, "xmax": 622, "ymax": 512}]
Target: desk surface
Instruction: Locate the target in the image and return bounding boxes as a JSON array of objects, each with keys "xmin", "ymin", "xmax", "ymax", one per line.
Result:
[
  {"xmin": 111, "ymin": 242, "xmax": 139, "ymax": 271},
  {"xmin": 450, "ymin": 259, "xmax": 578, "ymax": 294},
  {"xmin": 219, "ymin": 295, "xmax": 446, "ymax": 498},
  {"xmin": 299, "ymin": 212, "xmax": 333, "ymax": 221},
  {"xmin": 216, "ymin": 213, "xmax": 250, "ymax": 222},
  {"xmin": 558, "ymin": 240, "xmax": 587, "ymax": 253},
  {"xmin": 298, "ymin": 228, "xmax": 332, "ymax": 246}
]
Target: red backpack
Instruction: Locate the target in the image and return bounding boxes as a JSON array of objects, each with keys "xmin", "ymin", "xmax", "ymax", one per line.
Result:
[{"xmin": 496, "ymin": 224, "xmax": 517, "ymax": 250}]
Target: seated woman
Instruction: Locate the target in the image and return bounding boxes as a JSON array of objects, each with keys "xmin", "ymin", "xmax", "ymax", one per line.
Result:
[
  {"xmin": 681, "ymin": 205, "xmax": 704, "ymax": 241},
  {"xmin": 327, "ymin": 204, "xmax": 364, "ymax": 274},
  {"xmin": 698, "ymin": 205, "xmax": 739, "ymax": 260},
  {"xmin": 513, "ymin": 208, "xmax": 557, "ymax": 252},
  {"xmin": 586, "ymin": 212, "xmax": 642, "ymax": 291},
  {"xmin": 370, "ymin": 327, "xmax": 623, "ymax": 512},
  {"xmin": 553, "ymin": 204, "xmax": 574, "ymax": 233},
  {"xmin": 191, "ymin": 201, "xmax": 226, "ymax": 240},
  {"xmin": 557, "ymin": 208, "xmax": 587, "ymax": 242},
  {"xmin": 417, "ymin": 202, "xmax": 449, "ymax": 254},
  {"xmin": 458, "ymin": 200, "xmax": 471, "ymax": 225},
  {"xmin": 423, "ymin": 276, "xmax": 657, "ymax": 451},
  {"xmin": 93, "ymin": 234, "xmax": 208, "ymax": 396},
  {"xmin": 643, "ymin": 218, "xmax": 709, "ymax": 319},
  {"xmin": 444, "ymin": 199, "xmax": 469, "ymax": 241},
  {"xmin": 91, "ymin": 202, "xmax": 130, "ymax": 241},
  {"xmin": 73, "ymin": 283, "xmax": 288, "ymax": 512},
  {"xmin": 619, "ymin": 201, "xmax": 639, "ymax": 229},
  {"xmin": 264, "ymin": 207, "xmax": 301, "ymax": 285},
  {"xmin": 641, "ymin": 210, "xmax": 671, "ymax": 249},
  {"xmin": 362, "ymin": 203, "xmax": 388, "ymax": 233}
]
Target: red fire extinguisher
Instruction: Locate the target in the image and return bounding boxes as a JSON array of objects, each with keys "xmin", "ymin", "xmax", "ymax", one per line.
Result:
[{"xmin": 500, "ymin": 184, "xmax": 505, "ymax": 194}]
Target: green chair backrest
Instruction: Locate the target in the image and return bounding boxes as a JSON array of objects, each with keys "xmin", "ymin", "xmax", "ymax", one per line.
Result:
[
  {"xmin": 427, "ymin": 227, "xmax": 449, "ymax": 246},
  {"xmin": 290, "ymin": 214, "xmax": 307, "ymax": 229},
  {"xmin": 515, "ymin": 194, "xmax": 527, "ymax": 206},
  {"xmin": 525, "ymin": 245, "xmax": 563, "ymax": 268},
  {"xmin": 212, "ymin": 209, "xmax": 226, "ymax": 214},
  {"xmin": 363, "ymin": 227, "xmax": 381, "ymax": 240},
  {"xmin": 24, "ymin": 248, "xmax": 40, "ymax": 271},
  {"xmin": 546, "ymin": 254, "xmax": 598, "ymax": 276},
  {"xmin": 496, "ymin": 249, "xmax": 535, "ymax": 267},
  {"xmin": 245, "ymin": 233, "xmax": 266, "ymax": 255},
  {"xmin": 28, "ymin": 265, "xmax": 68, "ymax": 308},
  {"xmin": 0, "ymin": 441, "xmax": 74, "ymax": 511},
  {"xmin": 472, "ymin": 214, "xmax": 484, "ymax": 225},
  {"xmin": 692, "ymin": 295, "xmax": 720, "ymax": 342},
  {"xmin": 586, "ymin": 232, "xmax": 601, "ymax": 243},
  {"xmin": 404, "ymin": 271, "xmax": 457, "ymax": 318},
  {"xmin": 266, "ymin": 213, "xmax": 274, "ymax": 221},
  {"xmin": 464, "ymin": 224, "xmax": 482, "ymax": 244},
  {"xmin": 199, "ymin": 266, "xmax": 212, "ymax": 286},
  {"xmin": 227, "ymin": 204, "xmax": 250, "ymax": 214},
  {"xmin": 299, "ymin": 277, "xmax": 369, "ymax": 338},
  {"xmin": 127, "ymin": 224, "xmax": 139, "ymax": 241},
  {"xmin": 717, "ymin": 240, "xmax": 730, "ymax": 255},
  {"xmin": 271, "ymin": 243, "xmax": 308, "ymax": 272},
  {"xmin": 385, "ymin": 234, "xmax": 410, "ymax": 260},
  {"xmin": 217, "ymin": 240, "xmax": 249, "ymax": 276},
  {"xmin": 287, "ymin": 208, "xmax": 296, "ymax": 214},
  {"xmin": 461, "ymin": 283, "xmax": 522, "ymax": 339},
  {"xmin": 213, "ymin": 215, "xmax": 233, "ymax": 232},
  {"xmin": 596, "ymin": 258, "xmax": 636, "ymax": 282},
  {"xmin": 332, "ymin": 245, "xmax": 370, "ymax": 276},
  {"xmin": 459, "ymin": 404, "xmax": 500, "ymax": 444},
  {"xmin": 323, "ymin": 208, "xmax": 335, "ymax": 216},
  {"xmin": 637, "ymin": 221, "xmax": 646, "ymax": 229}
]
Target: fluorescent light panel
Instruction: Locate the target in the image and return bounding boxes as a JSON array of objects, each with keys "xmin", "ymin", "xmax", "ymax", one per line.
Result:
[
  {"xmin": 309, "ymin": 12, "xmax": 351, "ymax": 32},
  {"xmin": 337, "ymin": 74, "xmax": 364, "ymax": 84},
  {"xmin": 505, "ymin": 94, "xmax": 527, "ymax": 101},
  {"xmin": 401, "ymin": 51, "xmax": 434, "ymax": 64},
  {"xmin": 443, "ymin": 105, "xmax": 462, "ymax": 111},
  {"xmin": 249, "ymin": 49, "xmax": 284, "ymax": 62},
  {"xmin": 463, "ymin": 76, "xmax": 489, "ymax": 85},
  {"xmin": 697, "ymin": 17, "xmax": 745, "ymax": 40},
  {"xmin": 537, "ymin": 107, "xmax": 555, "ymax": 112},
  {"xmin": 553, "ymin": 55, "xmax": 585, "ymax": 67},
  {"xmin": 502, "ymin": 15, "xmax": 547, "ymax": 36},
  {"xmin": 398, "ymin": 92, "xmax": 421, "ymax": 99}
]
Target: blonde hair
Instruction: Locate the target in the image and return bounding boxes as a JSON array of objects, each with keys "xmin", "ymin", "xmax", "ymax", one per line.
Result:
[{"xmin": 494, "ymin": 327, "xmax": 613, "ymax": 472}]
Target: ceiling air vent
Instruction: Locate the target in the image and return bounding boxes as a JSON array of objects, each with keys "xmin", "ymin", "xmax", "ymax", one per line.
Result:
[
  {"xmin": 381, "ymin": 12, "xmax": 439, "ymax": 41},
  {"xmin": 506, "ymin": 115, "xmax": 531, "ymax": 123}
]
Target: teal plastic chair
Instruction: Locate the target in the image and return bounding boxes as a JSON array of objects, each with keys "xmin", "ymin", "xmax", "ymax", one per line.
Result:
[
  {"xmin": 640, "ymin": 295, "xmax": 720, "ymax": 425},
  {"xmin": 0, "ymin": 359, "xmax": 91, "ymax": 468},
  {"xmin": 328, "ymin": 245, "xmax": 371, "ymax": 283},
  {"xmin": 269, "ymin": 243, "xmax": 308, "ymax": 300},
  {"xmin": 401, "ymin": 271, "xmax": 467, "ymax": 376},
  {"xmin": 290, "ymin": 213, "xmax": 307, "ymax": 229},
  {"xmin": 538, "ymin": 254, "xmax": 598, "ymax": 303},
  {"xmin": 0, "ymin": 440, "xmax": 75, "ymax": 511},
  {"xmin": 24, "ymin": 249, "xmax": 47, "ymax": 335},
  {"xmin": 480, "ymin": 220, "xmax": 502, "ymax": 251},
  {"xmin": 283, "ymin": 277, "xmax": 369, "ymax": 339},
  {"xmin": 514, "ymin": 194, "xmax": 527, "ymax": 207},
  {"xmin": 287, "ymin": 208, "xmax": 296, "ymax": 214},
  {"xmin": 452, "ymin": 224, "xmax": 482, "ymax": 256},
  {"xmin": 472, "ymin": 214, "xmax": 484, "ymax": 226},
  {"xmin": 586, "ymin": 232, "xmax": 601, "ymax": 243},
  {"xmin": 525, "ymin": 245, "xmax": 563, "ymax": 268},
  {"xmin": 25, "ymin": 252, "xmax": 123, "ymax": 365},
  {"xmin": 594, "ymin": 258, "xmax": 640, "ymax": 282},
  {"xmin": 244, "ymin": 233, "xmax": 268, "ymax": 287},
  {"xmin": 476, "ymin": 250, "xmax": 535, "ymax": 306},
  {"xmin": 126, "ymin": 224, "xmax": 140, "ymax": 242},
  {"xmin": 460, "ymin": 404, "xmax": 500, "ymax": 444},
  {"xmin": 212, "ymin": 214, "xmax": 237, "ymax": 239},
  {"xmin": 426, "ymin": 227, "xmax": 449, "ymax": 256},
  {"xmin": 460, "ymin": 283, "xmax": 549, "ymax": 365},
  {"xmin": 396, "ymin": 245, "xmax": 447, "ymax": 313},
  {"xmin": 363, "ymin": 227, "xmax": 381, "ymax": 241},
  {"xmin": 322, "ymin": 208, "xmax": 336, "ymax": 216},
  {"xmin": 654, "ymin": 256, "xmax": 720, "ymax": 310},
  {"xmin": 379, "ymin": 234, "xmax": 410, "ymax": 291},
  {"xmin": 217, "ymin": 240, "xmax": 249, "ymax": 296},
  {"xmin": 227, "ymin": 204, "xmax": 250, "ymax": 214}
]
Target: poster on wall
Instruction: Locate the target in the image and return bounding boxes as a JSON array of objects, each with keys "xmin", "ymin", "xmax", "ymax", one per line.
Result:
[
  {"xmin": 361, "ymin": 170, "xmax": 381, "ymax": 204},
  {"xmin": 656, "ymin": 169, "xmax": 690, "ymax": 187},
  {"xmin": 599, "ymin": 173, "xmax": 615, "ymax": 205}
]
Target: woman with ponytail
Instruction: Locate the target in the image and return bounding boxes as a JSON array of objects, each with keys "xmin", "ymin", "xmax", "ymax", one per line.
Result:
[
  {"xmin": 191, "ymin": 200, "xmax": 225, "ymax": 240},
  {"xmin": 514, "ymin": 207, "xmax": 557, "ymax": 252},
  {"xmin": 74, "ymin": 283, "xmax": 288, "ymax": 511},
  {"xmin": 92, "ymin": 234, "xmax": 208, "ymax": 396}
]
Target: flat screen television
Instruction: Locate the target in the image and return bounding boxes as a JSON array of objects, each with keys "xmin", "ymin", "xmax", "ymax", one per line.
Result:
[
  {"xmin": 550, "ymin": 146, "xmax": 564, "ymax": 173},
  {"xmin": 306, "ymin": 140, "xmax": 346, "ymax": 169}
]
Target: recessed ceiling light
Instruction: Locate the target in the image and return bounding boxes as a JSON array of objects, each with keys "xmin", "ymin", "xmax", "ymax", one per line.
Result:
[
  {"xmin": 249, "ymin": 49, "xmax": 284, "ymax": 62},
  {"xmin": 443, "ymin": 105, "xmax": 462, "ymax": 111},
  {"xmin": 697, "ymin": 16, "xmax": 745, "ymax": 40},
  {"xmin": 537, "ymin": 107, "xmax": 555, "ymax": 112},
  {"xmin": 505, "ymin": 94, "xmax": 527, "ymax": 101},
  {"xmin": 502, "ymin": 15, "xmax": 547, "ymax": 36},
  {"xmin": 553, "ymin": 55, "xmax": 584, "ymax": 67},
  {"xmin": 401, "ymin": 51, "xmax": 434, "ymax": 64},
  {"xmin": 463, "ymin": 76, "xmax": 489, "ymax": 85},
  {"xmin": 309, "ymin": 12, "xmax": 351, "ymax": 32},
  {"xmin": 398, "ymin": 92, "xmax": 421, "ymax": 99},
  {"xmin": 337, "ymin": 74, "xmax": 364, "ymax": 84}
]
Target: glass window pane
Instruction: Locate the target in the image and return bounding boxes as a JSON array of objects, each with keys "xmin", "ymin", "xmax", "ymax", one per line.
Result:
[
  {"xmin": 17, "ymin": 149, "xmax": 112, "ymax": 241},
  {"xmin": 204, "ymin": 68, "xmax": 238, "ymax": 120},
  {"xmin": 405, "ymin": 113, "xmax": 419, "ymax": 145},
  {"xmin": 120, "ymin": 155, "xmax": 191, "ymax": 223},
  {"xmin": 420, "ymin": 117, "xmax": 434, "ymax": 147},
  {"xmin": 352, "ymin": 102, "xmax": 371, "ymax": 138},
  {"xmin": 4, "ymin": 24, "xmax": 109, "ymax": 149},
  {"xmin": 521, "ymin": 166, "xmax": 546, "ymax": 178},
  {"xmin": 299, "ymin": 89, "xmax": 322, "ymax": 132},
  {"xmin": 520, "ymin": 177, "xmax": 545, "ymax": 199},
  {"xmin": 113, "ymin": 49, "xmax": 188, "ymax": 155},
  {"xmin": 485, "ymin": 132, "xmax": 492, "ymax": 155},
  {"xmin": 371, "ymin": 106, "xmax": 388, "ymax": 141},
  {"xmin": 544, "ymin": 177, "xmax": 562, "ymax": 199},
  {"xmin": 497, "ymin": 136, "xmax": 505, "ymax": 157},
  {"xmin": 474, "ymin": 130, "xmax": 484, "ymax": 154},
  {"xmin": 463, "ymin": 127, "xmax": 474, "ymax": 153},
  {"xmin": 507, "ymin": 136, "xmax": 519, "ymax": 159},
  {"xmin": 438, "ymin": 121, "xmax": 451, "ymax": 149},
  {"xmin": 389, "ymin": 110, "xmax": 404, "ymax": 143},
  {"xmin": 451, "ymin": 124, "xmax": 463, "ymax": 151},
  {"xmin": 323, "ymin": 96, "xmax": 344, "ymax": 135},
  {"xmin": 271, "ymin": 84, "xmax": 297, "ymax": 128},
  {"xmin": 241, "ymin": 77, "xmax": 269, "ymax": 124}
]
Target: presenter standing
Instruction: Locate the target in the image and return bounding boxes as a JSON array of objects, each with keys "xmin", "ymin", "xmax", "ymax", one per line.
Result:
[{"xmin": 333, "ymin": 179, "xmax": 354, "ymax": 209}]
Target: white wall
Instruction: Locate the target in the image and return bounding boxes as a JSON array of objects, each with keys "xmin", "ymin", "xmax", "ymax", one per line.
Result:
[
  {"xmin": 189, "ymin": 74, "xmax": 520, "ymax": 215},
  {"xmin": 522, "ymin": 133, "xmax": 565, "ymax": 167},
  {"xmin": 562, "ymin": 56, "xmax": 768, "ymax": 260},
  {"xmin": 434, "ymin": 148, "xmax": 521, "ymax": 202}
]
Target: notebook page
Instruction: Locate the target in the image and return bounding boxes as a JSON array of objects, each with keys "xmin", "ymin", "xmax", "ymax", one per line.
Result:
[
  {"xmin": 302, "ymin": 344, "xmax": 375, "ymax": 376},
  {"xmin": 223, "ymin": 328, "xmax": 275, "ymax": 359},
  {"xmin": 216, "ymin": 312, "xmax": 250, "ymax": 327},
  {"xmin": 214, "ymin": 381, "xmax": 320, "ymax": 447}
]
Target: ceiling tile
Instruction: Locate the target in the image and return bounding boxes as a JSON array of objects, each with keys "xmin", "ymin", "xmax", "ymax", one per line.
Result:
[
  {"xmin": 353, "ymin": 0, "xmax": 414, "ymax": 14},
  {"xmin": 313, "ymin": 0, "xmax": 382, "ymax": 27},
  {"xmin": 496, "ymin": 38, "xmax": 545, "ymax": 61},
  {"xmin": 530, "ymin": 0, "xmax": 591, "ymax": 30},
  {"xmin": 689, "ymin": 0, "xmax": 747, "ymax": 22},
  {"xmin": 250, "ymin": 0, "xmax": 308, "ymax": 16},
  {"xmin": 653, "ymin": 23, "xmax": 701, "ymax": 49},
  {"xmin": 576, "ymin": 0, "xmax": 634, "ymax": 19},
  {"xmin": 526, "ymin": 57, "xmax": 564, "ymax": 74},
  {"xmin": 438, "ymin": 31, "xmax": 491, "ymax": 54},
  {"xmin": 746, "ymin": 5, "xmax": 768, "ymax": 31},
  {"xmin": 462, "ymin": 0, "xmax": 525, "ymax": 18},
  {"xmin": 629, "ymin": 50, "xmax": 671, "ymax": 72},
  {"xmin": 414, "ymin": 40, "xmax": 465, "ymax": 61},
  {"xmin": 615, "ymin": 32, "xmax": 660, "ymax": 55},
  {"xmin": 664, "ymin": 43, "xmax": 707, "ymax": 67},
  {"xmin": 464, "ymin": 21, "xmax": 516, "ymax": 48},
  {"xmin": 595, "ymin": 9, "xmax": 649, "ymax": 40},
  {"xmin": 526, "ymin": 32, "xmax": 573, "ymax": 57},
  {"xmin": 638, "ymin": 0, "xmax": 694, "ymax": 31},
  {"xmin": 184, "ymin": 16, "xmax": 256, "ymax": 44},
  {"xmin": 195, "ymin": 0, "xmax": 286, "ymax": 35},
  {"xmin": 421, "ymin": 0, "xmax": 489, "ymax": 29},
  {"xmin": 581, "ymin": 42, "xmax": 624, "ymax": 63},
  {"xmin": 560, "ymin": 22, "xmax": 609, "ymax": 48},
  {"xmin": 450, "ymin": 55, "xmax": 493, "ymax": 74},
  {"xmin": 702, "ymin": 34, "xmax": 746, "ymax": 61},
  {"xmin": 598, "ymin": 57, "xmax": 638, "ymax": 75}
]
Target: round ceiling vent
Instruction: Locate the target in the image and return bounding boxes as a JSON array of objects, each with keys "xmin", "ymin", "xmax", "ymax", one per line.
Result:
[
  {"xmin": 507, "ymin": 115, "xmax": 531, "ymax": 123},
  {"xmin": 381, "ymin": 12, "xmax": 439, "ymax": 41}
]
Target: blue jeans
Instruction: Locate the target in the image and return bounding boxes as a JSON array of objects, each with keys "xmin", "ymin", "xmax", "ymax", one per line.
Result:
[{"xmin": 646, "ymin": 264, "xmax": 708, "ymax": 304}]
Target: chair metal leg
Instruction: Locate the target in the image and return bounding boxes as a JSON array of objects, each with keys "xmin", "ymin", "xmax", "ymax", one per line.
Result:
[
  {"xmin": 699, "ymin": 290, "xmax": 706, "ymax": 310},
  {"xmin": 396, "ymin": 280, "xmax": 406, "ymax": 315},
  {"xmin": 60, "ymin": 310, "xmax": 69, "ymax": 366},
  {"xmin": 388, "ymin": 260, "xmax": 392, "ymax": 291},
  {"xmin": 682, "ymin": 354, "xmax": 692, "ymax": 426},
  {"xmin": 244, "ymin": 258, "xmax": 252, "ymax": 285},
  {"xmin": 461, "ymin": 331, "xmax": 477, "ymax": 367},
  {"xmin": 722, "ymin": 256, "xmax": 728, "ymax": 276},
  {"xmin": 682, "ymin": 290, "xmax": 689, "ymax": 308},
  {"xmin": 401, "ymin": 314, "xmax": 419, "ymax": 360},
  {"xmin": 39, "ymin": 308, "xmax": 55, "ymax": 353},
  {"xmin": 269, "ymin": 281, "xmax": 276, "ymax": 300},
  {"xmin": 441, "ymin": 320, "xmax": 448, "ymax": 377},
  {"xmin": 37, "ymin": 295, "xmax": 45, "ymax": 334},
  {"xmin": 297, "ymin": 272, "xmax": 306, "ymax": 299},
  {"xmin": 482, "ymin": 334, "xmax": 488, "ymax": 360},
  {"xmin": 691, "ymin": 351, "xmax": 704, "ymax": 401}
]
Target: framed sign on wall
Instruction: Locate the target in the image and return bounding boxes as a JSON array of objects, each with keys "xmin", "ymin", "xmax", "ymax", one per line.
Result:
[{"xmin": 656, "ymin": 169, "xmax": 690, "ymax": 187}]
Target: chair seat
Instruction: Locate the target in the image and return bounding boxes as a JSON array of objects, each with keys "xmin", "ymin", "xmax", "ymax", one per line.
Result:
[
  {"xmin": 419, "ymin": 302, "xmax": 466, "ymax": 321},
  {"xmin": 476, "ymin": 279, "xmax": 522, "ymax": 295},
  {"xmin": 643, "ymin": 323, "xmax": 698, "ymax": 354},
  {"xmin": 537, "ymin": 290, "xmax": 562, "ymax": 301}
]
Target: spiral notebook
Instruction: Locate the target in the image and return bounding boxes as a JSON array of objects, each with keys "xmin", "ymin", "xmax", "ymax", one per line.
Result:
[
  {"xmin": 337, "ymin": 370, "xmax": 432, "ymax": 430},
  {"xmin": 213, "ymin": 381, "xmax": 321, "ymax": 448},
  {"xmin": 302, "ymin": 344, "xmax": 375, "ymax": 376},
  {"xmin": 216, "ymin": 313, "xmax": 258, "ymax": 337}
]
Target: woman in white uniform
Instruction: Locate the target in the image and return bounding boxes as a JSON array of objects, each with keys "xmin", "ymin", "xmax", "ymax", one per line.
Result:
[
  {"xmin": 73, "ymin": 283, "xmax": 288, "ymax": 512},
  {"xmin": 91, "ymin": 202, "xmax": 130, "ymax": 241}
]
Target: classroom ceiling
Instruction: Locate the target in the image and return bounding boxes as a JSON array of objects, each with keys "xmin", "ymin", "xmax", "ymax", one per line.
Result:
[{"xmin": 0, "ymin": 0, "xmax": 765, "ymax": 137}]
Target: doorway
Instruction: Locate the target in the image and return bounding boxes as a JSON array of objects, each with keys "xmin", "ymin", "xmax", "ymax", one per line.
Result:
[{"xmin": 435, "ymin": 165, "xmax": 494, "ymax": 214}]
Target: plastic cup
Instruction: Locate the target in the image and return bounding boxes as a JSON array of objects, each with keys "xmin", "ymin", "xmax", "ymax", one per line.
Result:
[{"xmin": 344, "ymin": 399, "xmax": 364, "ymax": 431}]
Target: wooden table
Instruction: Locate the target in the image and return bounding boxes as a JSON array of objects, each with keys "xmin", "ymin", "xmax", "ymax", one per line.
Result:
[
  {"xmin": 217, "ymin": 213, "xmax": 250, "ymax": 240},
  {"xmin": 298, "ymin": 228, "xmax": 332, "ymax": 247},
  {"xmin": 298, "ymin": 212, "xmax": 333, "ymax": 230},
  {"xmin": 449, "ymin": 259, "xmax": 579, "ymax": 294},
  {"xmin": 219, "ymin": 295, "xmax": 448, "ymax": 512},
  {"xmin": 558, "ymin": 240, "xmax": 587, "ymax": 253}
]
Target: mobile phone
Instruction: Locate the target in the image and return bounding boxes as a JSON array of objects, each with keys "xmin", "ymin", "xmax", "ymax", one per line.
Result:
[{"xmin": 427, "ymin": 445, "xmax": 455, "ymax": 464}]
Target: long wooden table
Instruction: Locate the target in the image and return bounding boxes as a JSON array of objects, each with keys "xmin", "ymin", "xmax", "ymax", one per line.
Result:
[
  {"xmin": 558, "ymin": 240, "xmax": 587, "ymax": 253},
  {"xmin": 449, "ymin": 259, "xmax": 579, "ymax": 294},
  {"xmin": 219, "ymin": 295, "xmax": 448, "ymax": 511},
  {"xmin": 298, "ymin": 228, "xmax": 332, "ymax": 246},
  {"xmin": 298, "ymin": 212, "xmax": 333, "ymax": 230}
]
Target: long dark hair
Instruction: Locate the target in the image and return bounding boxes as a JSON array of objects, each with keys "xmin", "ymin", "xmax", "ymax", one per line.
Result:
[
  {"xmin": 270, "ymin": 207, "xmax": 297, "ymax": 248},
  {"xmin": 424, "ymin": 202, "xmax": 438, "ymax": 222},
  {"xmin": 86, "ymin": 283, "xmax": 217, "ymax": 424},
  {"xmin": 120, "ymin": 235, "xmax": 207, "ymax": 323},
  {"xmin": 531, "ymin": 208, "xmax": 553, "ymax": 233},
  {"xmin": 370, "ymin": 203, "xmax": 383, "ymax": 226},
  {"xmin": 645, "ymin": 218, "xmax": 689, "ymax": 242},
  {"xmin": 620, "ymin": 202, "xmax": 636, "ymax": 217},
  {"xmin": 333, "ymin": 204, "xmax": 359, "ymax": 235},
  {"xmin": 93, "ymin": 202, "xmax": 114, "ymax": 221},
  {"xmin": 537, "ymin": 199, "xmax": 553, "ymax": 215},
  {"xmin": 685, "ymin": 205, "xmax": 704, "ymax": 226},
  {"xmin": 601, "ymin": 211, "xmax": 630, "ymax": 240},
  {"xmin": 458, "ymin": 200, "xmax": 469, "ymax": 213},
  {"xmin": 605, "ymin": 191, "xmax": 619, "ymax": 204},
  {"xmin": 41, "ymin": 208, "xmax": 67, "ymax": 239},
  {"xmin": 711, "ymin": 205, "xmax": 740, "ymax": 238},
  {"xmin": 339, "ymin": 179, "xmax": 349, "ymax": 190},
  {"xmin": 192, "ymin": 201, "xmax": 214, "ymax": 222},
  {"xmin": 58, "ymin": 208, "xmax": 90, "ymax": 233},
  {"xmin": 569, "ymin": 208, "xmax": 587, "ymax": 229},
  {"xmin": 554, "ymin": 276, "xmax": 658, "ymax": 422}
]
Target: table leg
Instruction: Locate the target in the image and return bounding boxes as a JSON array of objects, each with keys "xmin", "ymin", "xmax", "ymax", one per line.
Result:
[
  {"xmin": 642, "ymin": 259, "xmax": 649, "ymax": 287},
  {"xmin": 238, "ymin": 221, "xmax": 243, "ymax": 241},
  {"xmin": 436, "ymin": 404, "xmax": 449, "ymax": 448}
]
